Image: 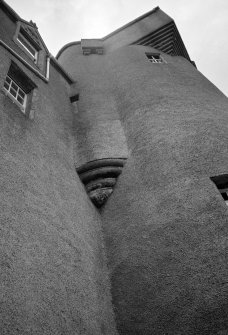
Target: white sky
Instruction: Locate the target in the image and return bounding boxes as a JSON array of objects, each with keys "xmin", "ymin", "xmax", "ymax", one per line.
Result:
[{"xmin": 6, "ymin": 0, "xmax": 228, "ymax": 96}]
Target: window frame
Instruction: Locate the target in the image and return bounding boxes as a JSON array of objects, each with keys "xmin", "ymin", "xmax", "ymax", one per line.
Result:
[
  {"xmin": 17, "ymin": 32, "xmax": 38, "ymax": 63},
  {"xmin": 2, "ymin": 61, "xmax": 37, "ymax": 117},
  {"xmin": 3, "ymin": 75, "xmax": 27, "ymax": 113},
  {"xmin": 146, "ymin": 53, "xmax": 164, "ymax": 63}
]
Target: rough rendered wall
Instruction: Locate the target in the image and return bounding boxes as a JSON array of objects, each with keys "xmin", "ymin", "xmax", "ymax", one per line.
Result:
[
  {"xmin": 0, "ymin": 46, "xmax": 117, "ymax": 334},
  {"xmin": 57, "ymin": 44, "xmax": 128, "ymax": 167},
  {"xmin": 100, "ymin": 46, "xmax": 228, "ymax": 334}
]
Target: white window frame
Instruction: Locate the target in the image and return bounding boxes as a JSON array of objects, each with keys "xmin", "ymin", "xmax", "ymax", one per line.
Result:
[
  {"xmin": 17, "ymin": 32, "xmax": 38, "ymax": 63},
  {"xmin": 3, "ymin": 75, "xmax": 27, "ymax": 113},
  {"xmin": 146, "ymin": 53, "xmax": 164, "ymax": 63}
]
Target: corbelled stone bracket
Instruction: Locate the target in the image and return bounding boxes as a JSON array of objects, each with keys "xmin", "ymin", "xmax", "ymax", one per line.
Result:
[{"xmin": 76, "ymin": 158, "xmax": 127, "ymax": 208}]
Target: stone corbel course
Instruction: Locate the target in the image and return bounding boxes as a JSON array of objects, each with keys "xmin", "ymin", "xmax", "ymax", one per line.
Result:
[{"xmin": 76, "ymin": 158, "xmax": 127, "ymax": 208}]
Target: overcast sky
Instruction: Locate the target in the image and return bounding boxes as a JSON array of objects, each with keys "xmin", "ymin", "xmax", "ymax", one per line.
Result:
[{"xmin": 6, "ymin": 0, "xmax": 228, "ymax": 96}]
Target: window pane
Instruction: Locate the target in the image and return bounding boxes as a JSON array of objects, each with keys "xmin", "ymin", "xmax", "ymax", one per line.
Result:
[
  {"xmin": 4, "ymin": 82, "xmax": 10, "ymax": 90},
  {"xmin": 18, "ymin": 34, "xmax": 36, "ymax": 57},
  {"xmin": 17, "ymin": 96, "xmax": 24, "ymax": 105},
  {"xmin": 11, "ymin": 81, "xmax": 18, "ymax": 90},
  {"xmin": 18, "ymin": 89, "xmax": 25, "ymax": 98},
  {"xmin": 6, "ymin": 76, "xmax": 11, "ymax": 84},
  {"xmin": 10, "ymin": 87, "xmax": 17, "ymax": 97}
]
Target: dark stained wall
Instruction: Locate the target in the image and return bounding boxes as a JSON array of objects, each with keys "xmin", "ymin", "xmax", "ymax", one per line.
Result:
[{"xmin": 0, "ymin": 9, "xmax": 117, "ymax": 334}]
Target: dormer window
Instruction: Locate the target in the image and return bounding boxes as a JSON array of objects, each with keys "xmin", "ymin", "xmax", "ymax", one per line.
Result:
[
  {"xmin": 17, "ymin": 29, "xmax": 38, "ymax": 62},
  {"xmin": 146, "ymin": 53, "xmax": 163, "ymax": 63}
]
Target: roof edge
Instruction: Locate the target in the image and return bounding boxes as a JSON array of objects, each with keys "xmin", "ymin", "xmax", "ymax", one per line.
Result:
[
  {"xmin": 0, "ymin": 0, "xmax": 20, "ymax": 22},
  {"xmin": 102, "ymin": 6, "xmax": 160, "ymax": 40},
  {"xmin": 56, "ymin": 41, "xmax": 81, "ymax": 59},
  {"xmin": 0, "ymin": 0, "xmax": 35, "ymax": 27},
  {"xmin": 56, "ymin": 7, "xmax": 161, "ymax": 59},
  {"xmin": 0, "ymin": 0, "xmax": 49, "ymax": 53},
  {"xmin": 50, "ymin": 55, "xmax": 74, "ymax": 84}
]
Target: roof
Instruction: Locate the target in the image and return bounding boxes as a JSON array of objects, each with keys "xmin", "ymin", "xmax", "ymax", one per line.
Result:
[
  {"xmin": 102, "ymin": 6, "xmax": 161, "ymax": 40},
  {"xmin": 56, "ymin": 6, "xmax": 193, "ymax": 64}
]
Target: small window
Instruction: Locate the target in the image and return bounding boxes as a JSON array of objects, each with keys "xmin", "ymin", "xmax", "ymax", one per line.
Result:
[
  {"xmin": 221, "ymin": 192, "xmax": 228, "ymax": 205},
  {"xmin": 146, "ymin": 53, "xmax": 163, "ymax": 63},
  {"xmin": 210, "ymin": 174, "xmax": 228, "ymax": 206},
  {"xmin": 3, "ymin": 62, "xmax": 36, "ymax": 115},
  {"xmin": 17, "ymin": 29, "xmax": 38, "ymax": 63},
  {"xmin": 4, "ymin": 76, "xmax": 27, "ymax": 111},
  {"xmin": 70, "ymin": 94, "xmax": 79, "ymax": 103}
]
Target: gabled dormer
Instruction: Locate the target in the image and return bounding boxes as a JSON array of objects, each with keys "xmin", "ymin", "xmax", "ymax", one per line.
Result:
[
  {"xmin": 13, "ymin": 20, "xmax": 49, "ymax": 72},
  {"xmin": 0, "ymin": 0, "xmax": 49, "ymax": 75}
]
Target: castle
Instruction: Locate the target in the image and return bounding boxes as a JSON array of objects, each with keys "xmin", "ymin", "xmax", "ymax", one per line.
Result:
[{"xmin": 0, "ymin": 1, "xmax": 228, "ymax": 334}]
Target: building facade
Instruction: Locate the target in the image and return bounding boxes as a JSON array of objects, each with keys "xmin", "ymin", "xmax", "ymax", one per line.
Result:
[{"xmin": 0, "ymin": 1, "xmax": 228, "ymax": 334}]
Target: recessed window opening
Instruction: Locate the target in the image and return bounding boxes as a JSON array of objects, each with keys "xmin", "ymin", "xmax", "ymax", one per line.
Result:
[
  {"xmin": 3, "ymin": 62, "xmax": 37, "ymax": 115},
  {"xmin": 70, "ymin": 94, "xmax": 79, "ymax": 103},
  {"xmin": 3, "ymin": 75, "xmax": 27, "ymax": 111},
  {"xmin": 17, "ymin": 30, "xmax": 38, "ymax": 62},
  {"xmin": 146, "ymin": 53, "xmax": 163, "ymax": 63},
  {"xmin": 221, "ymin": 191, "xmax": 228, "ymax": 205},
  {"xmin": 210, "ymin": 174, "xmax": 228, "ymax": 206}
]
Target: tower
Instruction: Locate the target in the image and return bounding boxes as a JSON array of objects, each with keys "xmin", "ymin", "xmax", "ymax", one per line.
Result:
[{"xmin": 0, "ymin": 1, "xmax": 228, "ymax": 334}]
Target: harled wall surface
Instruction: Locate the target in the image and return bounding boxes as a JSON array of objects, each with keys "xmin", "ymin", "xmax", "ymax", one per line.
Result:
[
  {"xmin": 57, "ymin": 43, "xmax": 128, "ymax": 168},
  {"xmin": 59, "ymin": 43, "xmax": 228, "ymax": 334},
  {"xmin": 2, "ymin": 1, "xmax": 228, "ymax": 333},
  {"xmin": 0, "ymin": 13, "xmax": 117, "ymax": 333},
  {"xmin": 101, "ymin": 45, "xmax": 228, "ymax": 334}
]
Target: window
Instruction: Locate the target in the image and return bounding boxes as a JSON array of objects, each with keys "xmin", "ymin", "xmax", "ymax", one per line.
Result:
[
  {"xmin": 210, "ymin": 174, "xmax": 228, "ymax": 206},
  {"xmin": 4, "ymin": 76, "xmax": 27, "ymax": 111},
  {"xmin": 70, "ymin": 94, "xmax": 79, "ymax": 103},
  {"xmin": 17, "ymin": 29, "xmax": 38, "ymax": 63},
  {"xmin": 221, "ymin": 192, "xmax": 228, "ymax": 206},
  {"xmin": 3, "ymin": 62, "xmax": 36, "ymax": 115},
  {"xmin": 146, "ymin": 53, "xmax": 163, "ymax": 63}
]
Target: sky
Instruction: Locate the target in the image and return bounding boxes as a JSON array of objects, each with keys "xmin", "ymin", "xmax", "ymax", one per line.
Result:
[{"xmin": 6, "ymin": 0, "xmax": 228, "ymax": 96}]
